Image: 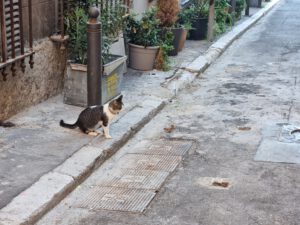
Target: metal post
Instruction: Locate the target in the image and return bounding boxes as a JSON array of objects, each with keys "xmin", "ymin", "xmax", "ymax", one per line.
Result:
[
  {"xmin": 28, "ymin": 0, "xmax": 34, "ymax": 68},
  {"xmin": 87, "ymin": 6, "xmax": 102, "ymax": 106},
  {"xmin": 207, "ymin": 0, "xmax": 215, "ymax": 41},
  {"xmin": 231, "ymin": 0, "xmax": 236, "ymax": 23},
  {"xmin": 0, "ymin": 0, "xmax": 8, "ymax": 63},
  {"xmin": 245, "ymin": 0, "xmax": 250, "ymax": 16},
  {"xmin": 258, "ymin": 0, "xmax": 262, "ymax": 8}
]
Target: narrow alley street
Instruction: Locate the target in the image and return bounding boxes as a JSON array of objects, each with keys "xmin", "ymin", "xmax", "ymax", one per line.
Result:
[{"xmin": 36, "ymin": 0, "xmax": 300, "ymax": 224}]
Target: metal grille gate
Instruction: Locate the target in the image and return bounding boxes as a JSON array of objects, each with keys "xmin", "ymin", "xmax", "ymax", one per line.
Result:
[{"xmin": 0, "ymin": 0, "xmax": 34, "ymax": 81}]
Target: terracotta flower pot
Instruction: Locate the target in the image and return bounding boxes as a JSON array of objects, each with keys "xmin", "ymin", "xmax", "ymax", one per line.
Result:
[
  {"xmin": 178, "ymin": 29, "xmax": 188, "ymax": 52},
  {"xmin": 128, "ymin": 43, "xmax": 159, "ymax": 71},
  {"xmin": 168, "ymin": 27, "xmax": 184, "ymax": 56}
]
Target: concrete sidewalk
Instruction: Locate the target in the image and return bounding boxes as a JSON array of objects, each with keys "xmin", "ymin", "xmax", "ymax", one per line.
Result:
[{"xmin": 0, "ymin": 1, "xmax": 281, "ymax": 224}]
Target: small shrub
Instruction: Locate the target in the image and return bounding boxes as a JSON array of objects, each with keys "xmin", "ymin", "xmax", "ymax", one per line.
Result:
[
  {"xmin": 155, "ymin": 30, "xmax": 174, "ymax": 71},
  {"xmin": 124, "ymin": 7, "xmax": 160, "ymax": 47},
  {"xmin": 235, "ymin": 0, "xmax": 245, "ymax": 20},
  {"xmin": 157, "ymin": 0, "xmax": 180, "ymax": 27},
  {"xmin": 214, "ymin": 0, "xmax": 232, "ymax": 35}
]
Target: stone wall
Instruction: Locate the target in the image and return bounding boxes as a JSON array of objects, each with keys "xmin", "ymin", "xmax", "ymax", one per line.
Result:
[{"xmin": 0, "ymin": 39, "xmax": 67, "ymax": 120}]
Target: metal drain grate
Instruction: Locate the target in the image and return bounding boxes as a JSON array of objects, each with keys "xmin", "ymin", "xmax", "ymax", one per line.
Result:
[
  {"xmin": 76, "ymin": 186, "xmax": 156, "ymax": 212},
  {"xmin": 117, "ymin": 154, "xmax": 182, "ymax": 172},
  {"xmin": 97, "ymin": 169, "xmax": 169, "ymax": 190},
  {"xmin": 130, "ymin": 139, "xmax": 193, "ymax": 156}
]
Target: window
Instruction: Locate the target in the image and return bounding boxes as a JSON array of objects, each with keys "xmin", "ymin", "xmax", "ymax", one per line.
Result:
[{"xmin": 0, "ymin": 0, "xmax": 34, "ymax": 81}]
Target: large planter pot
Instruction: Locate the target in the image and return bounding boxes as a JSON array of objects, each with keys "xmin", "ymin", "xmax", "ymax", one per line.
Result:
[
  {"xmin": 169, "ymin": 27, "xmax": 184, "ymax": 56},
  {"xmin": 188, "ymin": 17, "xmax": 208, "ymax": 40},
  {"xmin": 63, "ymin": 55, "xmax": 127, "ymax": 107},
  {"xmin": 128, "ymin": 43, "xmax": 159, "ymax": 71},
  {"xmin": 249, "ymin": 0, "xmax": 261, "ymax": 7},
  {"xmin": 178, "ymin": 29, "xmax": 188, "ymax": 52}
]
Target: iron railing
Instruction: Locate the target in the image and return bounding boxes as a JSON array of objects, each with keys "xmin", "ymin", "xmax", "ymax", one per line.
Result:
[{"xmin": 0, "ymin": 0, "xmax": 34, "ymax": 81}]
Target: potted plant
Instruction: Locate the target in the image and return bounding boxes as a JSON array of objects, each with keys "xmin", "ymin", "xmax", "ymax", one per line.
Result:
[
  {"xmin": 214, "ymin": 0, "xmax": 233, "ymax": 36},
  {"xmin": 101, "ymin": 4, "xmax": 127, "ymax": 58},
  {"xmin": 64, "ymin": 4, "xmax": 127, "ymax": 107},
  {"xmin": 177, "ymin": 9, "xmax": 193, "ymax": 51},
  {"xmin": 235, "ymin": 0, "xmax": 245, "ymax": 20},
  {"xmin": 157, "ymin": 0, "xmax": 182, "ymax": 56},
  {"xmin": 125, "ymin": 8, "xmax": 161, "ymax": 71},
  {"xmin": 184, "ymin": 0, "xmax": 209, "ymax": 40},
  {"xmin": 249, "ymin": 0, "xmax": 260, "ymax": 7},
  {"xmin": 154, "ymin": 29, "xmax": 174, "ymax": 71}
]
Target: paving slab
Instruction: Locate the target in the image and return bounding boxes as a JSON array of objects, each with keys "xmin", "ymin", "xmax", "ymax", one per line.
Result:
[
  {"xmin": 255, "ymin": 124, "xmax": 300, "ymax": 164},
  {"xmin": 255, "ymin": 139, "xmax": 300, "ymax": 164}
]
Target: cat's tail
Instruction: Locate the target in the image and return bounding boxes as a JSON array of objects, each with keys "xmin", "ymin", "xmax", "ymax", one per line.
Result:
[
  {"xmin": 60, "ymin": 120, "xmax": 78, "ymax": 129},
  {"xmin": 0, "ymin": 120, "xmax": 15, "ymax": 127}
]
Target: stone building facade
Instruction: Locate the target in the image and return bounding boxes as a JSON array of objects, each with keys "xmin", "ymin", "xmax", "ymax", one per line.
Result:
[{"xmin": 0, "ymin": 0, "xmax": 66, "ymax": 120}]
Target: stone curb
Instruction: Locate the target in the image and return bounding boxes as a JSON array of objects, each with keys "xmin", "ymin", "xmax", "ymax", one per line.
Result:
[{"xmin": 0, "ymin": 99, "xmax": 166, "ymax": 225}]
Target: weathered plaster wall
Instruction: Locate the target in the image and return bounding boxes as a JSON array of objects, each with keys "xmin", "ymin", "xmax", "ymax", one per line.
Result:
[
  {"xmin": 0, "ymin": 39, "xmax": 67, "ymax": 120},
  {"xmin": 132, "ymin": 0, "xmax": 157, "ymax": 19}
]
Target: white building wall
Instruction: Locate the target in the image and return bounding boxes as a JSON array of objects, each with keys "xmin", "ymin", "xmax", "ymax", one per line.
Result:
[{"xmin": 131, "ymin": 0, "xmax": 151, "ymax": 19}]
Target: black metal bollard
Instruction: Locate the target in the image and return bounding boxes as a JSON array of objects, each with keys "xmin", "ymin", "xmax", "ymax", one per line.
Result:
[
  {"xmin": 87, "ymin": 6, "xmax": 102, "ymax": 106},
  {"xmin": 245, "ymin": 0, "xmax": 250, "ymax": 16},
  {"xmin": 231, "ymin": 0, "xmax": 236, "ymax": 22},
  {"xmin": 258, "ymin": 0, "xmax": 262, "ymax": 8}
]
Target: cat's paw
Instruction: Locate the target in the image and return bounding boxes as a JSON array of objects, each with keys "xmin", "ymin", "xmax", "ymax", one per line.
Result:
[
  {"xmin": 105, "ymin": 135, "xmax": 112, "ymax": 139},
  {"xmin": 88, "ymin": 131, "xmax": 99, "ymax": 136}
]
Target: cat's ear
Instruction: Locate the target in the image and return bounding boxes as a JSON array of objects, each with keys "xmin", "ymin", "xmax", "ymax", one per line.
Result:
[{"xmin": 116, "ymin": 95, "xmax": 123, "ymax": 103}]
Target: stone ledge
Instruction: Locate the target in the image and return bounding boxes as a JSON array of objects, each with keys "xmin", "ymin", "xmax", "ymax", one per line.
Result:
[{"xmin": 0, "ymin": 172, "xmax": 74, "ymax": 225}]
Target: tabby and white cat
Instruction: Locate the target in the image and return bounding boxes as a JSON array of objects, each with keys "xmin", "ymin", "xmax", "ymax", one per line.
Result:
[{"xmin": 60, "ymin": 95, "xmax": 123, "ymax": 138}]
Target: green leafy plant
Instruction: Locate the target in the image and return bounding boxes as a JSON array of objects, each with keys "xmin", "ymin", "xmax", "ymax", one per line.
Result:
[
  {"xmin": 124, "ymin": 7, "xmax": 174, "ymax": 71},
  {"xmin": 155, "ymin": 29, "xmax": 174, "ymax": 71},
  {"xmin": 65, "ymin": 1, "xmax": 126, "ymax": 64},
  {"xmin": 124, "ymin": 7, "xmax": 160, "ymax": 47},
  {"xmin": 235, "ymin": 0, "xmax": 245, "ymax": 20},
  {"xmin": 188, "ymin": 0, "xmax": 209, "ymax": 19},
  {"xmin": 214, "ymin": 0, "xmax": 233, "ymax": 35},
  {"xmin": 101, "ymin": 5, "xmax": 127, "ymax": 41},
  {"xmin": 177, "ymin": 8, "xmax": 193, "ymax": 30},
  {"xmin": 66, "ymin": 7, "xmax": 88, "ymax": 64}
]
